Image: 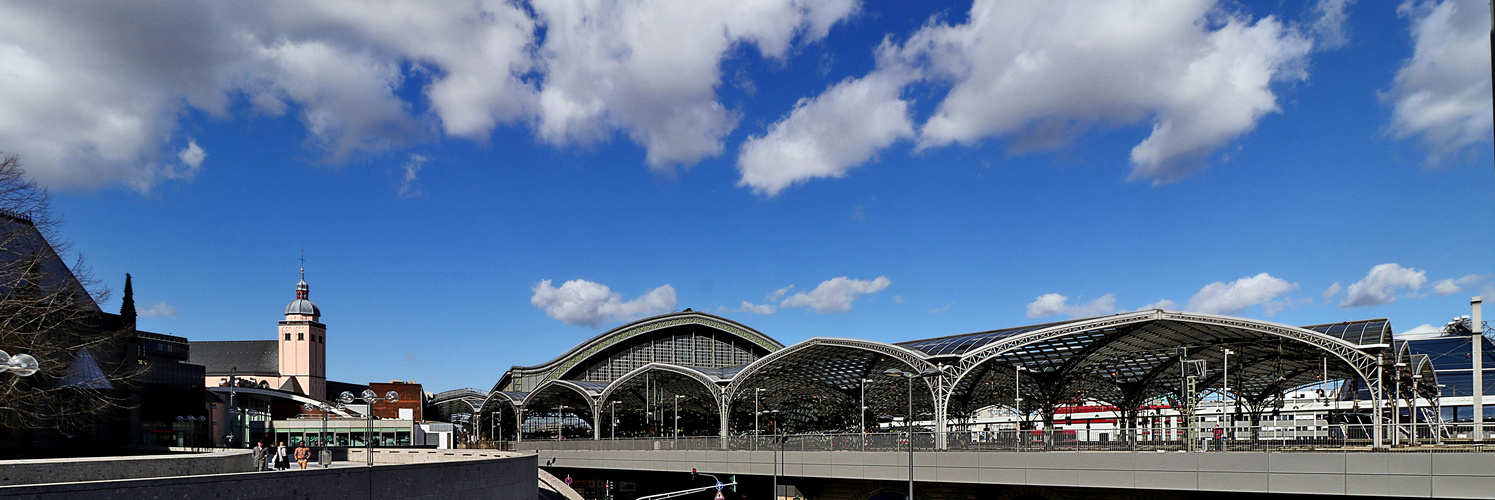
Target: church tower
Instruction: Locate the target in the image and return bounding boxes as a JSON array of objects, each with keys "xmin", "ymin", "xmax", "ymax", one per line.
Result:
[{"xmin": 279, "ymin": 268, "xmax": 326, "ymax": 400}]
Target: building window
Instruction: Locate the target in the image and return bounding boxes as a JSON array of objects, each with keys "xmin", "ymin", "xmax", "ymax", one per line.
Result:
[
  {"xmin": 284, "ymin": 333, "xmax": 291, "ymax": 341},
  {"xmin": 298, "ymin": 333, "xmax": 304, "ymax": 341}
]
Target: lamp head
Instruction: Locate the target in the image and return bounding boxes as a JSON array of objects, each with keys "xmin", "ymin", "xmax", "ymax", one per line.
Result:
[
  {"xmin": 7, "ymin": 354, "xmax": 37, "ymax": 377},
  {"xmin": 339, "ymin": 391, "xmax": 355, "ymax": 404},
  {"xmin": 385, "ymin": 390, "xmax": 400, "ymax": 403},
  {"xmin": 883, "ymin": 368, "xmax": 908, "ymax": 378}
]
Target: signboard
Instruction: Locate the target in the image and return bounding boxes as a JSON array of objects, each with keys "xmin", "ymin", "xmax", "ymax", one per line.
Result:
[{"xmin": 714, "ymin": 492, "xmax": 724, "ymax": 500}]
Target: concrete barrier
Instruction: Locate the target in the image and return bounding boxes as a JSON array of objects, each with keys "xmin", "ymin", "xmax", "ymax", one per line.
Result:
[
  {"xmin": 0, "ymin": 453, "xmax": 536, "ymax": 499},
  {"xmin": 348, "ymin": 447, "xmax": 519, "ymax": 464},
  {"xmin": 0, "ymin": 450, "xmax": 254, "ymax": 486}
]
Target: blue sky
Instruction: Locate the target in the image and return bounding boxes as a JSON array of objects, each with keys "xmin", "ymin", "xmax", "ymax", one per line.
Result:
[{"xmin": 1, "ymin": 0, "xmax": 1491, "ymax": 392}]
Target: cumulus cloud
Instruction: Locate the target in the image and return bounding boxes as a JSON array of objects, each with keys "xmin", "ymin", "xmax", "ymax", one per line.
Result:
[
  {"xmin": 532, "ymin": 0, "xmax": 858, "ymax": 171},
  {"xmin": 1137, "ymin": 299, "xmax": 1179, "ymax": 311},
  {"xmin": 1311, "ymin": 0, "xmax": 1355, "ymax": 50},
  {"xmin": 138, "ymin": 301, "xmax": 179, "ymax": 319},
  {"xmin": 531, "ymin": 279, "xmax": 676, "ymax": 327},
  {"xmin": 0, "ymin": 0, "xmax": 858, "ymax": 191},
  {"xmin": 738, "ymin": 0, "xmax": 1316, "ymax": 195},
  {"xmin": 178, "ymin": 140, "xmax": 206, "ymax": 170},
  {"xmin": 1322, "ymin": 282, "xmax": 1343, "ymax": 302},
  {"xmin": 1184, "ymin": 273, "xmax": 1298, "ymax": 315},
  {"xmin": 739, "ymin": 301, "xmax": 777, "ymax": 315},
  {"xmin": 1431, "ymin": 274, "xmax": 1485, "ymax": 296},
  {"xmin": 737, "ymin": 72, "xmax": 913, "ymax": 196},
  {"xmin": 398, "ymin": 153, "xmax": 426, "ymax": 198},
  {"xmin": 1026, "ymin": 293, "xmax": 1117, "ymax": 319},
  {"xmin": 1339, "ymin": 263, "xmax": 1427, "ymax": 308},
  {"xmin": 780, "ymin": 276, "xmax": 890, "ymax": 313},
  {"xmin": 1398, "ymin": 323, "xmax": 1443, "ymax": 338},
  {"xmin": 1385, "ymin": 0, "xmax": 1493, "ymax": 164}
]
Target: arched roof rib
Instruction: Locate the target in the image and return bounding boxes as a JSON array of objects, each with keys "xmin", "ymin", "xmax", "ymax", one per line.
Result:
[
  {"xmin": 490, "ymin": 311, "xmax": 783, "ymax": 393},
  {"xmin": 942, "ymin": 311, "xmax": 1386, "ymax": 413},
  {"xmin": 598, "ymin": 363, "xmax": 725, "ymax": 406},
  {"xmin": 723, "ymin": 338, "xmax": 941, "ymax": 433}
]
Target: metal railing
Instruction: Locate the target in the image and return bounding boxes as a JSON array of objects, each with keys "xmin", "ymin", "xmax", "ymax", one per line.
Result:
[{"xmin": 523, "ymin": 425, "xmax": 1495, "ymax": 453}]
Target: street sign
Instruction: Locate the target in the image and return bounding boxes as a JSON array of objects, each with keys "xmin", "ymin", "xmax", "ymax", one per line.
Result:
[
  {"xmin": 714, "ymin": 492, "xmax": 724, "ymax": 500},
  {"xmin": 715, "ymin": 482, "xmax": 723, "ymax": 491},
  {"xmin": 564, "ymin": 475, "xmax": 573, "ymax": 485}
]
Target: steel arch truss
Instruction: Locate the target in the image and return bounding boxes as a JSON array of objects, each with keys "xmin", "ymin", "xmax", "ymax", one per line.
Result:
[
  {"xmin": 947, "ymin": 311, "xmax": 1387, "ymax": 431},
  {"xmin": 724, "ymin": 338, "xmax": 944, "ymax": 435},
  {"xmin": 597, "ymin": 363, "xmax": 726, "ymax": 439}
]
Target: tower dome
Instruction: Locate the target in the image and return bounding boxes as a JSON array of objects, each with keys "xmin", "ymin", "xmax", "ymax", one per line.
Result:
[{"xmin": 285, "ymin": 268, "xmax": 320, "ymax": 316}]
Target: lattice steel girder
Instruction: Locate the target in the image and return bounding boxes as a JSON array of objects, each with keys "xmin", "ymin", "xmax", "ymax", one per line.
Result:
[
  {"xmin": 598, "ymin": 362, "xmax": 724, "ymax": 408},
  {"xmin": 947, "ymin": 311, "xmax": 1385, "ymax": 413},
  {"xmin": 722, "ymin": 338, "xmax": 946, "ymax": 434}
]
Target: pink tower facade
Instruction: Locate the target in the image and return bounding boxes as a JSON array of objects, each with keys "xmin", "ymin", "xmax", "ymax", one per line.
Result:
[{"xmin": 279, "ymin": 269, "xmax": 327, "ymax": 400}]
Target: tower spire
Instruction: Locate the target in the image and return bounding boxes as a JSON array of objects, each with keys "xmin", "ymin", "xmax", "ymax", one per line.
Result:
[
  {"xmin": 296, "ymin": 251, "xmax": 309, "ymax": 300},
  {"xmin": 120, "ymin": 273, "xmax": 136, "ymax": 325}
]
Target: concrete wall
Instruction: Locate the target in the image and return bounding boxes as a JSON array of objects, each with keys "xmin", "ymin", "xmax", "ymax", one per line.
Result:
[
  {"xmin": 0, "ymin": 449, "xmax": 254, "ymax": 486},
  {"xmin": 0, "ymin": 453, "xmax": 535, "ymax": 500},
  {"xmin": 539, "ymin": 449, "xmax": 1495, "ymax": 499},
  {"xmin": 347, "ymin": 448, "xmax": 519, "ymax": 464}
]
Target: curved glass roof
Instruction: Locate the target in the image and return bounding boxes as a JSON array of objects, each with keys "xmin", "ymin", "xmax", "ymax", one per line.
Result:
[
  {"xmin": 896, "ymin": 319, "xmax": 1080, "ymax": 356},
  {"xmin": 1302, "ymin": 318, "xmax": 1391, "ymax": 346}
]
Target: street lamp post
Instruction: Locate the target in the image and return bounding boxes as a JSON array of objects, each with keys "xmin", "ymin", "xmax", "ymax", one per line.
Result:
[
  {"xmin": 175, "ymin": 415, "xmax": 205, "ymax": 448},
  {"xmin": 886, "ymin": 367, "xmax": 944, "ymax": 500},
  {"xmin": 754, "ymin": 388, "xmax": 766, "ymax": 450},
  {"xmin": 673, "ymin": 395, "xmax": 685, "ymax": 442},
  {"xmin": 302, "ymin": 402, "xmax": 337, "ymax": 467},
  {"xmin": 339, "ymin": 389, "xmax": 400, "ymax": 467},
  {"xmin": 609, "ymin": 400, "xmax": 618, "ymax": 440}
]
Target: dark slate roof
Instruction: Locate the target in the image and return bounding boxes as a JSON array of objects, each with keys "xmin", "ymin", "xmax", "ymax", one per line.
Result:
[
  {"xmin": 285, "ymin": 298, "xmax": 320, "ymax": 316},
  {"xmin": 188, "ymin": 340, "xmax": 278, "ymax": 376},
  {"xmin": 0, "ymin": 212, "xmax": 100, "ymax": 311}
]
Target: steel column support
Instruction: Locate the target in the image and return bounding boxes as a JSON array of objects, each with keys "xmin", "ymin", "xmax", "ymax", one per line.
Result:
[{"xmin": 719, "ymin": 395, "xmax": 730, "ymax": 450}]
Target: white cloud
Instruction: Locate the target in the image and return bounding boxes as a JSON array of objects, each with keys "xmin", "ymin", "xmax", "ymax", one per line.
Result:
[
  {"xmin": 1026, "ymin": 293, "xmax": 1117, "ymax": 319},
  {"xmin": 532, "ymin": 0, "xmax": 858, "ymax": 171},
  {"xmin": 1185, "ymin": 273, "xmax": 1298, "ymax": 315},
  {"xmin": 739, "ymin": 0, "xmax": 1317, "ymax": 195},
  {"xmin": 1385, "ymin": 0, "xmax": 1493, "ymax": 164},
  {"xmin": 780, "ymin": 276, "xmax": 890, "ymax": 313},
  {"xmin": 0, "ymin": 1, "xmax": 858, "ymax": 191},
  {"xmin": 766, "ymin": 285, "xmax": 795, "ymax": 302},
  {"xmin": 739, "ymin": 301, "xmax": 777, "ymax": 315},
  {"xmin": 530, "ymin": 279, "xmax": 676, "ymax": 327},
  {"xmin": 1137, "ymin": 299, "xmax": 1179, "ymax": 311},
  {"xmin": 138, "ymin": 301, "xmax": 178, "ymax": 319},
  {"xmin": 1339, "ymin": 263, "xmax": 1427, "ymax": 308},
  {"xmin": 1399, "ymin": 323, "xmax": 1444, "ymax": 338},
  {"xmin": 1311, "ymin": 0, "xmax": 1355, "ymax": 50},
  {"xmin": 1431, "ymin": 274, "xmax": 1486, "ymax": 296},
  {"xmin": 177, "ymin": 140, "xmax": 206, "ymax": 170},
  {"xmin": 398, "ymin": 153, "xmax": 426, "ymax": 198},
  {"xmin": 1322, "ymin": 282, "xmax": 1343, "ymax": 302},
  {"xmin": 737, "ymin": 72, "xmax": 913, "ymax": 196}
]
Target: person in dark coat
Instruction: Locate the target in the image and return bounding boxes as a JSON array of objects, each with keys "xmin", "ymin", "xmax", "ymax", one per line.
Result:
[{"xmin": 251, "ymin": 441, "xmax": 267, "ymax": 472}]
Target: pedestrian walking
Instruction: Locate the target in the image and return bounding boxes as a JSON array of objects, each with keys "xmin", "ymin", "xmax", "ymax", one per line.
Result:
[
  {"xmin": 264, "ymin": 444, "xmax": 276, "ymax": 471},
  {"xmin": 1212, "ymin": 425, "xmax": 1224, "ymax": 451},
  {"xmin": 295, "ymin": 442, "xmax": 311, "ymax": 469},
  {"xmin": 251, "ymin": 441, "xmax": 267, "ymax": 472},
  {"xmin": 275, "ymin": 441, "xmax": 289, "ymax": 470}
]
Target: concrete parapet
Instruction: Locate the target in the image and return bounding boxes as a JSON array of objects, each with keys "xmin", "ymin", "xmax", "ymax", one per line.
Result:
[
  {"xmin": 0, "ymin": 449, "xmax": 254, "ymax": 486},
  {"xmin": 0, "ymin": 453, "xmax": 535, "ymax": 499}
]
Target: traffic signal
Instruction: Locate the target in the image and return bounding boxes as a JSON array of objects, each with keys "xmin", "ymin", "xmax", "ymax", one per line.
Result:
[
  {"xmin": 691, "ymin": 468, "xmax": 697, "ymax": 480},
  {"xmin": 729, "ymin": 475, "xmax": 737, "ymax": 492}
]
